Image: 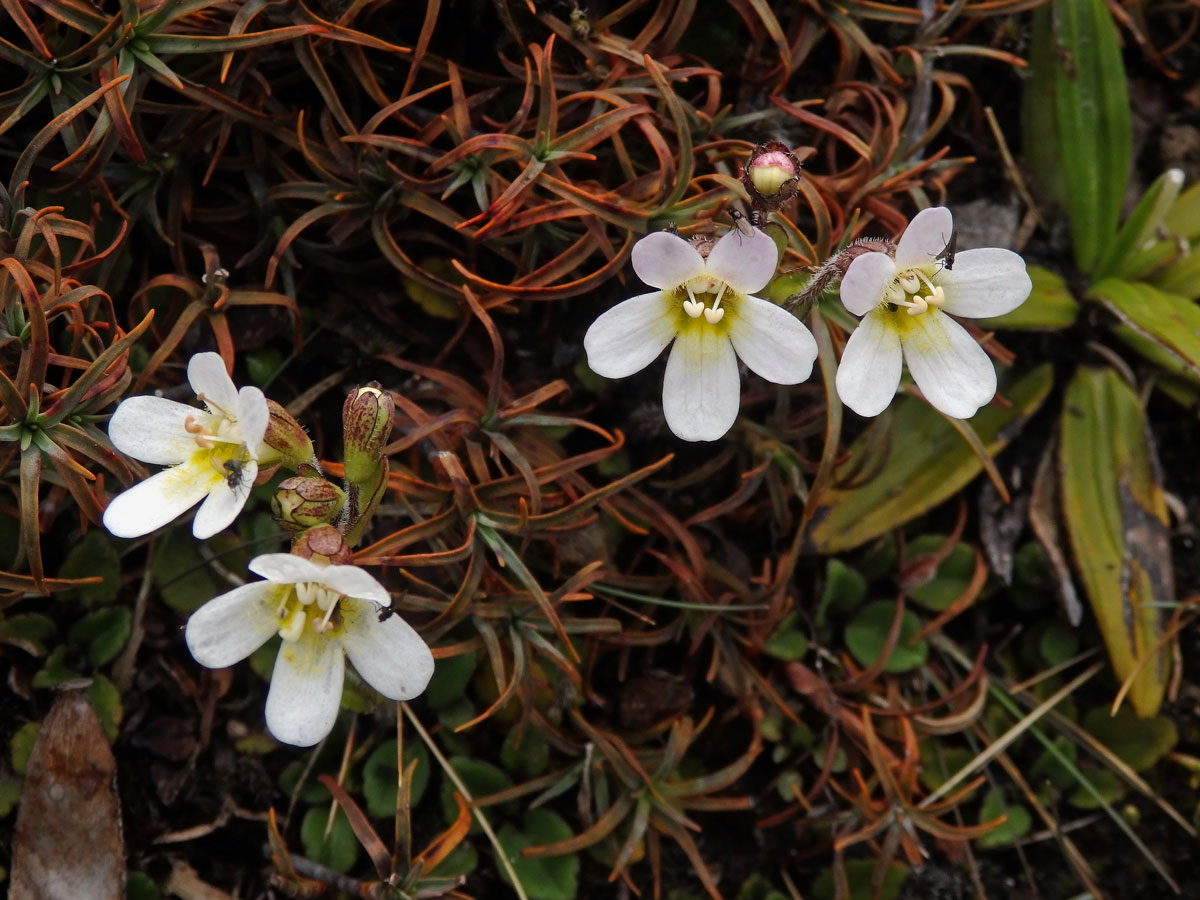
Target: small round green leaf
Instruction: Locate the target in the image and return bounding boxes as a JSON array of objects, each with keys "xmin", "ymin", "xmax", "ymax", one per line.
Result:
[{"xmin": 845, "ymin": 601, "xmax": 928, "ymax": 673}]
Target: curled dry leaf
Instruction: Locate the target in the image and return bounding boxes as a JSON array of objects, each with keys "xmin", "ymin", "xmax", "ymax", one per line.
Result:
[{"xmin": 11, "ymin": 690, "xmax": 125, "ymax": 900}]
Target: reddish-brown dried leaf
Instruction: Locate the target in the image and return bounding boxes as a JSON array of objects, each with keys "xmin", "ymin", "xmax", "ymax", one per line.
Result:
[{"xmin": 11, "ymin": 691, "xmax": 124, "ymax": 900}]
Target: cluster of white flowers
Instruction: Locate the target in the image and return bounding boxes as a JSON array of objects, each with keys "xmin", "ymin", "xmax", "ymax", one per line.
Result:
[
  {"xmin": 583, "ymin": 207, "xmax": 1031, "ymax": 439},
  {"xmin": 103, "ymin": 353, "xmax": 433, "ymax": 747}
]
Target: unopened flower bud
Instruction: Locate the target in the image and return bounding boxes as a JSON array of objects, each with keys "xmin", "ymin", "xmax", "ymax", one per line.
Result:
[
  {"xmin": 343, "ymin": 384, "xmax": 393, "ymax": 484},
  {"xmin": 291, "ymin": 524, "xmax": 352, "ymax": 565},
  {"xmin": 743, "ymin": 141, "xmax": 802, "ymax": 206},
  {"xmin": 749, "ymin": 153, "xmax": 795, "ymax": 197},
  {"xmin": 260, "ymin": 400, "xmax": 315, "ymax": 471},
  {"xmin": 272, "ymin": 476, "xmax": 345, "ymax": 531}
]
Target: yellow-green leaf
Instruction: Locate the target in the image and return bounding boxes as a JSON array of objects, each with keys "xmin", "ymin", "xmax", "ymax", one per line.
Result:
[
  {"xmin": 805, "ymin": 364, "xmax": 1053, "ymax": 554},
  {"xmin": 1091, "ymin": 278, "xmax": 1200, "ymax": 379},
  {"xmin": 1059, "ymin": 367, "xmax": 1171, "ymax": 716}
]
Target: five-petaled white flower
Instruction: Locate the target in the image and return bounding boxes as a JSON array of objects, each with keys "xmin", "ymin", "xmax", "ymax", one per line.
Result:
[
  {"xmin": 103, "ymin": 353, "xmax": 268, "ymax": 539},
  {"xmin": 584, "ymin": 226, "xmax": 818, "ymax": 441},
  {"xmin": 185, "ymin": 553, "xmax": 434, "ymax": 747},
  {"xmin": 835, "ymin": 207, "xmax": 1031, "ymax": 419}
]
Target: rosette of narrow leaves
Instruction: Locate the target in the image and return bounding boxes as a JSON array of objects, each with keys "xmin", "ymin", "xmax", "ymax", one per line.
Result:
[{"xmin": 0, "ymin": 204, "xmax": 154, "ymax": 591}]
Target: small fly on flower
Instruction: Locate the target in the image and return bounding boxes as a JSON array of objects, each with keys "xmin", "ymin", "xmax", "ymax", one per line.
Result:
[
  {"xmin": 222, "ymin": 458, "xmax": 247, "ymax": 491},
  {"xmin": 935, "ymin": 230, "xmax": 957, "ymax": 271},
  {"xmin": 729, "ymin": 209, "xmax": 755, "ymax": 239},
  {"xmin": 377, "ymin": 606, "xmax": 395, "ymax": 623}
]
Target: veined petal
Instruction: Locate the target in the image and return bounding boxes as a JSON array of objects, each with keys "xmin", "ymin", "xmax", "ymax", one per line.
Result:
[
  {"xmin": 188, "ymin": 352, "xmax": 239, "ymax": 416},
  {"xmin": 584, "ymin": 291, "xmax": 676, "ymax": 378},
  {"xmin": 102, "ymin": 462, "xmax": 215, "ymax": 538},
  {"xmin": 705, "ymin": 227, "xmax": 779, "ymax": 294},
  {"xmin": 250, "ymin": 553, "xmax": 329, "ymax": 585},
  {"xmin": 236, "ymin": 386, "xmax": 269, "ymax": 451},
  {"xmin": 937, "ymin": 248, "xmax": 1032, "ymax": 318},
  {"xmin": 107, "ymin": 396, "xmax": 200, "ymax": 464},
  {"xmin": 727, "ymin": 294, "xmax": 817, "ymax": 385},
  {"xmin": 901, "ymin": 311, "xmax": 997, "ymax": 419},
  {"xmin": 192, "ymin": 457, "xmax": 255, "ymax": 539},
  {"xmin": 266, "ymin": 630, "xmax": 345, "ymax": 747},
  {"xmin": 185, "ymin": 581, "xmax": 280, "ymax": 668},
  {"xmin": 340, "ymin": 598, "xmax": 435, "ymax": 701},
  {"xmin": 840, "ymin": 252, "xmax": 898, "ymax": 316},
  {"xmin": 662, "ymin": 326, "xmax": 740, "ymax": 441},
  {"xmin": 835, "ymin": 311, "xmax": 903, "ymax": 417},
  {"xmin": 631, "ymin": 231, "xmax": 705, "ymax": 288},
  {"xmin": 318, "ymin": 566, "xmax": 391, "ymax": 606},
  {"xmin": 895, "ymin": 207, "xmax": 953, "ymax": 269}
]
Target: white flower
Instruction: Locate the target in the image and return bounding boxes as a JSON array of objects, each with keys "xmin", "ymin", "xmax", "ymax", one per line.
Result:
[
  {"xmin": 103, "ymin": 353, "xmax": 269, "ymax": 539},
  {"xmin": 583, "ymin": 226, "xmax": 818, "ymax": 441},
  {"xmin": 185, "ymin": 553, "xmax": 435, "ymax": 747},
  {"xmin": 835, "ymin": 207, "xmax": 1031, "ymax": 419}
]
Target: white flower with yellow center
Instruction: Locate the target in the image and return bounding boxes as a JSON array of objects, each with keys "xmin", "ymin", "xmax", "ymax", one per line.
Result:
[
  {"xmin": 835, "ymin": 207, "xmax": 1031, "ymax": 419},
  {"xmin": 583, "ymin": 226, "xmax": 818, "ymax": 441},
  {"xmin": 184, "ymin": 554, "xmax": 434, "ymax": 747},
  {"xmin": 103, "ymin": 353, "xmax": 268, "ymax": 539}
]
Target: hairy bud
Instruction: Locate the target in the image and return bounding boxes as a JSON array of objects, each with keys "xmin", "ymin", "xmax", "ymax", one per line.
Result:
[
  {"xmin": 272, "ymin": 476, "xmax": 345, "ymax": 532},
  {"xmin": 743, "ymin": 141, "xmax": 802, "ymax": 207},
  {"xmin": 260, "ymin": 400, "xmax": 315, "ymax": 472},
  {"xmin": 343, "ymin": 385, "xmax": 393, "ymax": 485},
  {"xmin": 291, "ymin": 524, "xmax": 352, "ymax": 565}
]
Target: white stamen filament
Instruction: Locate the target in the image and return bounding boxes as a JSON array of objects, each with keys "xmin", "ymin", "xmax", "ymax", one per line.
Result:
[{"xmin": 278, "ymin": 609, "xmax": 304, "ymax": 642}]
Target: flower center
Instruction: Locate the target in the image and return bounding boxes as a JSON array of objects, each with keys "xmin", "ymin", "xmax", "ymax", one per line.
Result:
[
  {"xmin": 276, "ymin": 582, "xmax": 343, "ymax": 642},
  {"xmin": 185, "ymin": 395, "xmax": 254, "ymax": 482},
  {"xmin": 680, "ymin": 275, "xmax": 731, "ymax": 324},
  {"xmin": 883, "ymin": 266, "xmax": 945, "ymax": 317}
]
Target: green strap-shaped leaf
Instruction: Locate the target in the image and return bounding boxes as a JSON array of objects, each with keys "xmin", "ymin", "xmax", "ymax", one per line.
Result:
[
  {"xmin": 1023, "ymin": 0, "xmax": 1131, "ymax": 273},
  {"xmin": 1059, "ymin": 367, "xmax": 1171, "ymax": 716},
  {"xmin": 805, "ymin": 364, "xmax": 1053, "ymax": 554},
  {"xmin": 1091, "ymin": 277, "xmax": 1200, "ymax": 379}
]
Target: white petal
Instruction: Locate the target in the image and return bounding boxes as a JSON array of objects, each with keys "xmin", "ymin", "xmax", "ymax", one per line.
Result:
[
  {"xmin": 835, "ymin": 311, "xmax": 903, "ymax": 417},
  {"xmin": 901, "ymin": 312, "xmax": 997, "ymax": 419},
  {"xmin": 266, "ymin": 630, "xmax": 345, "ymax": 747},
  {"xmin": 936, "ymin": 248, "xmax": 1032, "ymax": 319},
  {"xmin": 704, "ymin": 227, "xmax": 779, "ymax": 294},
  {"xmin": 250, "ymin": 553, "xmax": 328, "ymax": 585},
  {"xmin": 236, "ymin": 386, "xmax": 269, "ymax": 452},
  {"xmin": 727, "ymin": 294, "xmax": 817, "ymax": 385},
  {"xmin": 192, "ymin": 458, "xmax": 256, "ymax": 540},
  {"xmin": 102, "ymin": 461, "xmax": 215, "ymax": 538},
  {"xmin": 185, "ymin": 582, "xmax": 280, "ymax": 668},
  {"xmin": 107, "ymin": 396, "xmax": 202, "ymax": 465},
  {"xmin": 584, "ymin": 291, "xmax": 677, "ymax": 378},
  {"xmin": 631, "ymin": 231, "xmax": 705, "ymax": 288},
  {"xmin": 661, "ymin": 326, "xmax": 740, "ymax": 441},
  {"xmin": 187, "ymin": 352, "xmax": 239, "ymax": 415},
  {"xmin": 339, "ymin": 598, "xmax": 434, "ymax": 701},
  {"xmin": 318, "ymin": 566, "xmax": 392, "ymax": 606},
  {"xmin": 895, "ymin": 207, "xmax": 954, "ymax": 269},
  {"xmin": 840, "ymin": 252, "xmax": 897, "ymax": 316}
]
